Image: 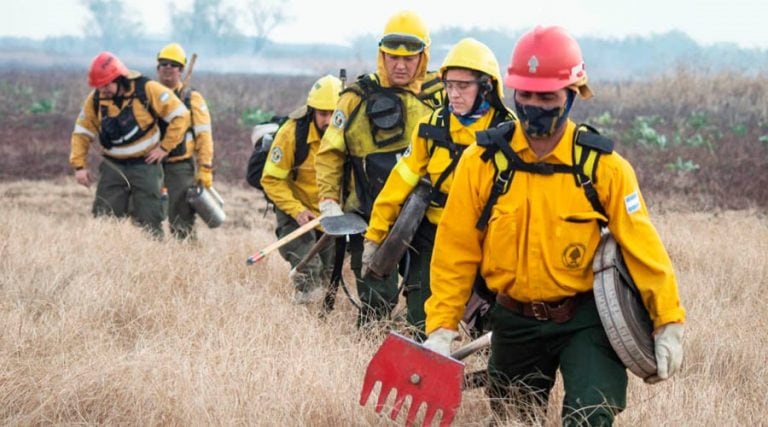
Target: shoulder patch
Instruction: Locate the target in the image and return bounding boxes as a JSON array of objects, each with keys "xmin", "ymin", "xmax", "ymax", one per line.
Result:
[
  {"xmin": 332, "ymin": 110, "xmax": 346, "ymax": 129},
  {"xmin": 78, "ymin": 109, "xmax": 85, "ymax": 120},
  {"xmin": 270, "ymin": 146, "xmax": 283, "ymax": 163},
  {"xmin": 624, "ymin": 191, "xmax": 641, "ymax": 214},
  {"xmin": 159, "ymin": 92, "xmax": 170, "ymax": 103}
]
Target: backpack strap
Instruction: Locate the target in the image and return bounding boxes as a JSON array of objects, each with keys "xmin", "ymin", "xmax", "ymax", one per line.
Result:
[
  {"xmin": 291, "ymin": 112, "xmax": 313, "ymax": 179},
  {"xmin": 132, "ymin": 76, "xmax": 157, "ymax": 121},
  {"xmin": 179, "ymin": 88, "xmax": 195, "ymax": 138},
  {"xmin": 573, "ymin": 124, "xmax": 614, "ymax": 228},
  {"xmin": 338, "ymin": 73, "xmax": 378, "ymax": 137},
  {"xmin": 418, "ymin": 108, "xmax": 455, "ymax": 207},
  {"xmin": 475, "ymin": 121, "xmax": 516, "ymax": 230},
  {"xmin": 425, "ymin": 107, "xmax": 518, "ymax": 208},
  {"xmin": 417, "ymin": 71, "xmax": 445, "ymax": 108},
  {"xmin": 91, "ymin": 89, "xmax": 100, "ymax": 118}
]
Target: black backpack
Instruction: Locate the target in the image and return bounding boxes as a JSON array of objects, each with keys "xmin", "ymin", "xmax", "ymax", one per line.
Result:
[{"xmin": 246, "ymin": 114, "xmax": 312, "ymax": 193}]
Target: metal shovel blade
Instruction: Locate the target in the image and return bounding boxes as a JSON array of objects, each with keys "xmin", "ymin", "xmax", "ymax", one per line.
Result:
[
  {"xmin": 319, "ymin": 213, "xmax": 368, "ymax": 236},
  {"xmin": 360, "ymin": 332, "xmax": 464, "ymax": 427}
]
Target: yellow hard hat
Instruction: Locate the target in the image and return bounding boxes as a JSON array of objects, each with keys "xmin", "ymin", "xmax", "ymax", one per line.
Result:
[
  {"xmin": 440, "ymin": 38, "xmax": 504, "ymax": 99},
  {"xmin": 379, "ymin": 10, "xmax": 430, "ymax": 56},
  {"xmin": 306, "ymin": 74, "xmax": 342, "ymax": 111},
  {"xmin": 157, "ymin": 43, "xmax": 186, "ymax": 66}
]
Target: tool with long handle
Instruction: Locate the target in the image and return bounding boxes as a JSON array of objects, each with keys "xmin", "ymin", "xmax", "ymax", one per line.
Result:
[
  {"xmin": 360, "ymin": 331, "xmax": 492, "ymax": 426},
  {"xmin": 288, "ymin": 233, "xmax": 333, "ymax": 279},
  {"xmin": 180, "ymin": 53, "xmax": 197, "ymax": 95},
  {"xmin": 246, "ymin": 216, "xmax": 322, "ymax": 265}
]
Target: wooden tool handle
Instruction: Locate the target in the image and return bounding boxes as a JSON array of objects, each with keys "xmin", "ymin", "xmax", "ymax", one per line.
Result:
[
  {"xmin": 182, "ymin": 53, "xmax": 197, "ymax": 88},
  {"xmin": 247, "ymin": 216, "xmax": 322, "ymax": 265},
  {"xmin": 451, "ymin": 332, "xmax": 492, "ymax": 360},
  {"xmin": 289, "ymin": 233, "xmax": 333, "ymax": 278}
]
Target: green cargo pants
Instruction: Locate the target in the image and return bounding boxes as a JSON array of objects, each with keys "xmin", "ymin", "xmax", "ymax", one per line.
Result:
[
  {"xmin": 399, "ymin": 220, "xmax": 437, "ymax": 340},
  {"xmin": 348, "ymin": 234, "xmax": 399, "ymax": 329},
  {"xmin": 163, "ymin": 159, "xmax": 197, "ymax": 240},
  {"xmin": 275, "ymin": 209, "xmax": 333, "ymax": 293},
  {"xmin": 93, "ymin": 159, "xmax": 164, "ymax": 238},
  {"xmin": 487, "ymin": 296, "xmax": 627, "ymax": 426}
]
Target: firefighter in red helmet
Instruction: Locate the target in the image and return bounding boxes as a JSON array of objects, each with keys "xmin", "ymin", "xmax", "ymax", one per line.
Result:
[
  {"xmin": 70, "ymin": 51, "xmax": 190, "ymax": 238},
  {"xmin": 423, "ymin": 26, "xmax": 686, "ymax": 425}
]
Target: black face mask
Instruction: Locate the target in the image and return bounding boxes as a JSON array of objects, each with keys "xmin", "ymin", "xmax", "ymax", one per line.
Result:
[{"xmin": 514, "ymin": 91, "xmax": 575, "ymax": 138}]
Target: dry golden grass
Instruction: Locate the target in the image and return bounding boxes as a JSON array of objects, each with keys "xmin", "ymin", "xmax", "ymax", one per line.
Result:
[{"xmin": 1, "ymin": 179, "xmax": 766, "ymax": 426}]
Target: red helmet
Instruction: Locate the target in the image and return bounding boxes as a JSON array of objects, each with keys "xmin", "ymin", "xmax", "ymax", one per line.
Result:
[
  {"xmin": 88, "ymin": 51, "xmax": 129, "ymax": 88},
  {"xmin": 503, "ymin": 26, "xmax": 586, "ymax": 92}
]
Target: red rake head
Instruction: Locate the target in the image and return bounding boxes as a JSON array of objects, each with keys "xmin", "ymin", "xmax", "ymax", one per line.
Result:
[{"xmin": 360, "ymin": 332, "xmax": 464, "ymax": 426}]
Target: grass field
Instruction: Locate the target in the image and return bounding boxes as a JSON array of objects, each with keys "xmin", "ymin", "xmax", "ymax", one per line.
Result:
[
  {"xmin": 1, "ymin": 179, "xmax": 766, "ymax": 425},
  {"xmin": 1, "ymin": 66, "xmax": 766, "ymax": 425}
]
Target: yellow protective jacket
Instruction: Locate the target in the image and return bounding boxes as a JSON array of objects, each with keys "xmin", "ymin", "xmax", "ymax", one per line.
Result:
[
  {"xmin": 365, "ymin": 106, "xmax": 511, "ymax": 244},
  {"xmin": 260, "ymin": 116, "xmax": 323, "ymax": 219},
  {"xmin": 315, "ymin": 49, "xmax": 443, "ymax": 214},
  {"xmin": 166, "ymin": 83, "xmax": 214, "ymax": 168},
  {"xmin": 425, "ymin": 120, "xmax": 686, "ymax": 334},
  {"xmin": 69, "ymin": 75, "xmax": 190, "ymax": 169}
]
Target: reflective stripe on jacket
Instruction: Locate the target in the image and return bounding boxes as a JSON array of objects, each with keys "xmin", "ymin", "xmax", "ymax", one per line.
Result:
[
  {"xmin": 167, "ymin": 84, "xmax": 214, "ymax": 167},
  {"xmin": 70, "ymin": 77, "xmax": 190, "ymax": 168},
  {"xmin": 261, "ymin": 118, "xmax": 323, "ymax": 218}
]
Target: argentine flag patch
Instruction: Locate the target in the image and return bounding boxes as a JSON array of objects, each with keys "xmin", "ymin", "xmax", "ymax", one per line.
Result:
[
  {"xmin": 160, "ymin": 92, "xmax": 170, "ymax": 103},
  {"xmin": 624, "ymin": 191, "xmax": 641, "ymax": 214}
]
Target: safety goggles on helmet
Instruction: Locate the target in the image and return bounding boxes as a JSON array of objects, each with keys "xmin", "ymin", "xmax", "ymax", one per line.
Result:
[
  {"xmin": 379, "ymin": 33, "xmax": 426, "ymax": 54},
  {"xmin": 158, "ymin": 60, "xmax": 182, "ymax": 69}
]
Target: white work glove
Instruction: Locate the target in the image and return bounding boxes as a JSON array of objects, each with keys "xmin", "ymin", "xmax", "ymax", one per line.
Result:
[
  {"xmin": 361, "ymin": 239, "xmax": 380, "ymax": 278},
  {"xmin": 646, "ymin": 322, "xmax": 685, "ymax": 384},
  {"xmin": 422, "ymin": 328, "xmax": 459, "ymax": 357},
  {"xmin": 319, "ymin": 199, "xmax": 344, "ymax": 217}
]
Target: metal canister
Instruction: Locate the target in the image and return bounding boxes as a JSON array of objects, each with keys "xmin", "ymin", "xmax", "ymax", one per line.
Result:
[{"xmin": 186, "ymin": 185, "xmax": 226, "ymax": 229}]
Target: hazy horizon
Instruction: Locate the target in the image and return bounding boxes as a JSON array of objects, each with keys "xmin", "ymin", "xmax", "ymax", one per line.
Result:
[{"xmin": 4, "ymin": 0, "xmax": 768, "ymax": 49}]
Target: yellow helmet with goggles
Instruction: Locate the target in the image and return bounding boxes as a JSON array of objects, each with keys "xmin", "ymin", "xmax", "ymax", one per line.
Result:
[
  {"xmin": 440, "ymin": 37, "xmax": 504, "ymax": 100},
  {"xmin": 157, "ymin": 43, "xmax": 186, "ymax": 67},
  {"xmin": 379, "ymin": 10, "xmax": 430, "ymax": 56}
]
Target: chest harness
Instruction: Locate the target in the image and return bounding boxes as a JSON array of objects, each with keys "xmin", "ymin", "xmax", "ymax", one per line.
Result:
[
  {"xmin": 341, "ymin": 73, "xmax": 443, "ymax": 217},
  {"xmin": 417, "ymin": 106, "xmax": 512, "ymax": 208},
  {"xmin": 475, "ymin": 121, "xmax": 614, "ymax": 231},
  {"xmin": 92, "ymin": 76, "xmax": 158, "ymax": 151}
]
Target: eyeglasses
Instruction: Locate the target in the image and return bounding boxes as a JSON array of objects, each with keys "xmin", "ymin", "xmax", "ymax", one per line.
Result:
[
  {"xmin": 379, "ymin": 33, "xmax": 426, "ymax": 54},
  {"xmin": 442, "ymin": 79, "xmax": 480, "ymax": 91},
  {"xmin": 158, "ymin": 61, "xmax": 182, "ymax": 69}
]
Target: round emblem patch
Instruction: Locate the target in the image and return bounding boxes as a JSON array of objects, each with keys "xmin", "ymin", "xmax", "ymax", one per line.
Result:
[
  {"xmin": 562, "ymin": 243, "xmax": 586, "ymax": 269},
  {"xmin": 270, "ymin": 146, "xmax": 283, "ymax": 163},
  {"xmin": 332, "ymin": 110, "xmax": 346, "ymax": 129}
]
